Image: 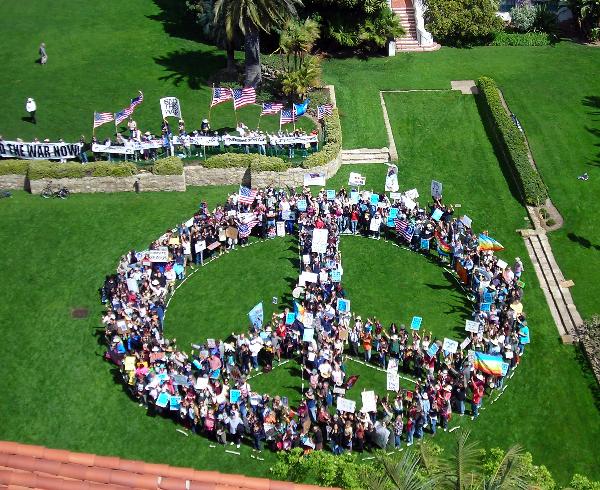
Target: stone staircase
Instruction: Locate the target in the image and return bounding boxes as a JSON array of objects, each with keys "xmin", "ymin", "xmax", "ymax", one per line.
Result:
[
  {"xmin": 521, "ymin": 229, "xmax": 582, "ymax": 343},
  {"xmin": 341, "ymin": 148, "xmax": 390, "ymax": 164},
  {"xmin": 392, "ymin": 1, "xmax": 441, "ymax": 52}
]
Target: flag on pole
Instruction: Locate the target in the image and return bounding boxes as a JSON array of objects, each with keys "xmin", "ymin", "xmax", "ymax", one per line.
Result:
[
  {"xmin": 130, "ymin": 91, "xmax": 144, "ymax": 109},
  {"xmin": 477, "ymin": 233, "xmax": 504, "ymax": 252},
  {"xmin": 115, "ymin": 107, "xmax": 133, "ymax": 125},
  {"xmin": 232, "ymin": 87, "xmax": 257, "ymax": 110},
  {"xmin": 238, "ymin": 186, "xmax": 258, "ymax": 205},
  {"xmin": 294, "ymin": 99, "xmax": 310, "ymax": 117},
  {"xmin": 394, "ymin": 218, "xmax": 414, "ymax": 242},
  {"xmin": 160, "ymin": 97, "xmax": 182, "ymax": 119},
  {"xmin": 280, "ymin": 107, "xmax": 296, "ymax": 125},
  {"xmin": 211, "ymin": 87, "xmax": 233, "ymax": 107},
  {"xmin": 239, "ymin": 218, "xmax": 260, "ymax": 238},
  {"xmin": 261, "ymin": 102, "xmax": 284, "ymax": 115},
  {"xmin": 93, "ymin": 112, "xmax": 114, "ymax": 128},
  {"xmin": 317, "ymin": 104, "xmax": 333, "ymax": 120}
]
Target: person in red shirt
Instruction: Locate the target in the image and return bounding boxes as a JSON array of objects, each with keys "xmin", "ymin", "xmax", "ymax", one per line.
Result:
[
  {"xmin": 350, "ymin": 207, "xmax": 359, "ymax": 235},
  {"xmin": 471, "ymin": 377, "xmax": 484, "ymax": 419}
]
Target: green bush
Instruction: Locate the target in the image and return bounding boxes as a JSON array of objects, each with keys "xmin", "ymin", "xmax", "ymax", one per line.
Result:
[
  {"xmin": 203, "ymin": 153, "xmax": 289, "ymax": 172},
  {"xmin": 152, "ymin": 156, "xmax": 184, "ymax": 175},
  {"xmin": 302, "ymin": 108, "xmax": 342, "ymax": 169},
  {"xmin": 476, "ymin": 77, "xmax": 548, "ymax": 206},
  {"xmin": 27, "ymin": 161, "xmax": 137, "ymax": 180},
  {"xmin": 569, "ymin": 474, "xmax": 600, "ymax": 490},
  {"xmin": 546, "ymin": 218, "xmax": 556, "ymax": 227},
  {"xmin": 510, "ymin": 3, "xmax": 537, "ymax": 32},
  {"xmin": 491, "ymin": 31, "xmax": 554, "ymax": 46},
  {"xmin": 0, "ymin": 159, "xmax": 29, "ymax": 176}
]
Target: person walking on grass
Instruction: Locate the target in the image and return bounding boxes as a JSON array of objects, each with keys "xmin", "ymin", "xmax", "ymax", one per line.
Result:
[
  {"xmin": 26, "ymin": 98, "xmax": 37, "ymax": 124},
  {"xmin": 39, "ymin": 43, "xmax": 47, "ymax": 65}
]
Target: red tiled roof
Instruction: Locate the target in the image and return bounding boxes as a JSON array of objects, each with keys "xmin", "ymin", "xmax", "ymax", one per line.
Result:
[{"xmin": 0, "ymin": 442, "xmax": 339, "ymax": 490}]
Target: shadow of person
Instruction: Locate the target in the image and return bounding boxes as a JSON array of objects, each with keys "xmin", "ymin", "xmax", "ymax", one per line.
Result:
[{"xmin": 21, "ymin": 116, "xmax": 35, "ymax": 124}]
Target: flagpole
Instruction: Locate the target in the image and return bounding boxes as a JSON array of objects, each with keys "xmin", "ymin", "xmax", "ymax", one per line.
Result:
[
  {"xmin": 92, "ymin": 114, "xmax": 95, "ymax": 138},
  {"xmin": 257, "ymin": 112, "xmax": 262, "ymax": 129},
  {"xmin": 208, "ymin": 84, "xmax": 214, "ymax": 123}
]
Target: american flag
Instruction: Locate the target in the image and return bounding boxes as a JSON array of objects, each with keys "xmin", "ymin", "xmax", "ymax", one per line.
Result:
[
  {"xmin": 93, "ymin": 112, "xmax": 114, "ymax": 128},
  {"xmin": 317, "ymin": 104, "xmax": 333, "ymax": 120},
  {"xmin": 394, "ymin": 218, "xmax": 414, "ymax": 242},
  {"xmin": 211, "ymin": 87, "xmax": 233, "ymax": 107},
  {"xmin": 261, "ymin": 102, "xmax": 284, "ymax": 116},
  {"xmin": 232, "ymin": 87, "xmax": 257, "ymax": 110},
  {"xmin": 115, "ymin": 107, "xmax": 133, "ymax": 125},
  {"xmin": 238, "ymin": 186, "xmax": 258, "ymax": 205},
  {"xmin": 238, "ymin": 217, "xmax": 260, "ymax": 238},
  {"xmin": 130, "ymin": 91, "xmax": 144, "ymax": 108},
  {"xmin": 280, "ymin": 107, "xmax": 296, "ymax": 125}
]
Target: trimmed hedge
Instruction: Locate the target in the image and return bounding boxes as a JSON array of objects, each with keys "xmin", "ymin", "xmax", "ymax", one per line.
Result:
[
  {"xmin": 476, "ymin": 77, "xmax": 548, "ymax": 206},
  {"xmin": 152, "ymin": 156, "xmax": 184, "ymax": 175},
  {"xmin": 491, "ymin": 31, "xmax": 554, "ymax": 46},
  {"xmin": 27, "ymin": 161, "xmax": 137, "ymax": 180},
  {"xmin": 203, "ymin": 153, "xmax": 289, "ymax": 172},
  {"xmin": 0, "ymin": 159, "xmax": 29, "ymax": 176},
  {"xmin": 302, "ymin": 108, "xmax": 342, "ymax": 169}
]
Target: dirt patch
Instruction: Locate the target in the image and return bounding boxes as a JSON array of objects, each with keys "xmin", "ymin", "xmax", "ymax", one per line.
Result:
[{"xmin": 71, "ymin": 308, "xmax": 90, "ymax": 319}]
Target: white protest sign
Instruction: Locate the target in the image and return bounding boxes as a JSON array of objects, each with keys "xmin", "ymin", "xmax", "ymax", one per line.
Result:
[
  {"xmin": 185, "ymin": 217, "xmax": 195, "ymax": 228},
  {"xmin": 387, "ymin": 358, "xmax": 398, "ymax": 374},
  {"xmin": 431, "ymin": 180, "xmax": 443, "ymax": 199},
  {"xmin": 336, "ymin": 397, "xmax": 356, "ymax": 413},
  {"xmin": 126, "ymin": 278, "xmax": 139, "ymax": 293},
  {"xmin": 303, "ymin": 312, "xmax": 314, "ymax": 328},
  {"xmin": 497, "ymin": 259, "xmax": 508, "ymax": 270},
  {"xmin": 361, "ymin": 391, "xmax": 377, "ymax": 412},
  {"xmin": 389, "ymin": 192, "xmax": 402, "ymax": 200},
  {"xmin": 312, "ymin": 229, "xmax": 329, "ymax": 253},
  {"xmin": 304, "ymin": 172, "xmax": 326, "ymax": 187},
  {"xmin": 460, "ymin": 337, "xmax": 471, "ymax": 350},
  {"xmin": 195, "ymin": 377, "xmax": 209, "ymax": 390},
  {"xmin": 276, "ymin": 221, "xmax": 285, "ymax": 237},
  {"xmin": 461, "ymin": 215, "xmax": 472, "ymax": 228},
  {"xmin": 160, "ymin": 97, "xmax": 182, "ymax": 119},
  {"xmin": 401, "ymin": 195, "xmax": 417, "ymax": 210},
  {"xmin": 348, "ymin": 172, "xmax": 366, "ymax": 186},
  {"xmin": 299, "ymin": 271, "xmax": 318, "ymax": 286},
  {"xmin": 465, "ymin": 320, "xmax": 480, "ymax": 333},
  {"xmin": 442, "ymin": 338, "xmax": 459, "ymax": 354},
  {"xmin": 405, "ymin": 188, "xmax": 419, "ymax": 200},
  {"xmin": 387, "ymin": 372, "xmax": 400, "ymax": 392},
  {"xmin": 148, "ymin": 248, "xmax": 169, "ymax": 262},
  {"xmin": 194, "ymin": 240, "xmax": 206, "ymax": 253}
]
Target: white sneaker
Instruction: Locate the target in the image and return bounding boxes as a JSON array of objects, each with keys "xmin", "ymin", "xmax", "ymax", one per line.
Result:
[
  {"xmin": 230, "ymin": 442, "xmax": 234, "ymax": 446},
  {"xmin": 407, "ymin": 442, "xmax": 413, "ymax": 447},
  {"xmin": 237, "ymin": 443, "xmax": 241, "ymax": 449}
]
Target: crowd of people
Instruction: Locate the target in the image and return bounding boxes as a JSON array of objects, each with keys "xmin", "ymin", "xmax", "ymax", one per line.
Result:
[{"xmin": 102, "ymin": 185, "xmax": 529, "ymax": 453}]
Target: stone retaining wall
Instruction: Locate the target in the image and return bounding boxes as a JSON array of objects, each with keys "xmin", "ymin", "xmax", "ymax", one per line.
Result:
[
  {"xmin": 29, "ymin": 173, "xmax": 186, "ymax": 194},
  {"xmin": 0, "ymin": 174, "xmax": 27, "ymax": 190}
]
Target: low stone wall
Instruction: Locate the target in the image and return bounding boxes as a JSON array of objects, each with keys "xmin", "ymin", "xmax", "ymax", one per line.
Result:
[
  {"xmin": 184, "ymin": 154, "xmax": 342, "ymax": 188},
  {"xmin": 29, "ymin": 172, "xmax": 186, "ymax": 194},
  {"xmin": 0, "ymin": 174, "xmax": 27, "ymax": 190}
]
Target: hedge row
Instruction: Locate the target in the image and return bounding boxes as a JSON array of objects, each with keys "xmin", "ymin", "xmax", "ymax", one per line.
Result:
[
  {"xmin": 476, "ymin": 77, "xmax": 548, "ymax": 205},
  {"xmin": 301, "ymin": 108, "xmax": 342, "ymax": 169},
  {"xmin": 203, "ymin": 153, "xmax": 289, "ymax": 172},
  {"xmin": 152, "ymin": 156, "xmax": 184, "ymax": 175},
  {"xmin": 490, "ymin": 31, "xmax": 554, "ymax": 46},
  {"xmin": 0, "ymin": 159, "xmax": 30, "ymax": 176}
]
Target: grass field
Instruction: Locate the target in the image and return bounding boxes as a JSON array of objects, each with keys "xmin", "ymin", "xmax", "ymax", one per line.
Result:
[{"xmin": 1, "ymin": 0, "xmax": 600, "ymax": 485}]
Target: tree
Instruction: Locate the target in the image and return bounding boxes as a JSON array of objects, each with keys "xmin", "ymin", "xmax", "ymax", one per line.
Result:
[
  {"xmin": 560, "ymin": 0, "xmax": 600, "ymax": 39},
  {"xmin": 367, "ymin": 449, "xmax": 439, "ymax": 490},
  {"xmin": 423, "ymin": 0, "xmax": 503, "ymax": 47},
  {"xmin": 213, "ymin": 0, "xmax": 301, "ymax": 87}
]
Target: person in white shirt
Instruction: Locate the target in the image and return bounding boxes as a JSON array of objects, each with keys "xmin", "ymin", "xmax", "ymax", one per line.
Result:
[{"xmin": 26, "ymin": 98, "xmax": 37, "ymax": 124}]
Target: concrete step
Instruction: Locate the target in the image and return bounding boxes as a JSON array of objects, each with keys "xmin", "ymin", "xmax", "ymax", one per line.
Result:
[{"xmin": 341, "ymin": 148, "xmax": 390, "ymax": 164}]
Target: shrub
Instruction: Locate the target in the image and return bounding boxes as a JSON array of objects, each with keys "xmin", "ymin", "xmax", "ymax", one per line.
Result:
[
  {"xmin": 424, "ymin": 0, "xmax": 503, "ymax": 47},
  {"xmin": 510, "ymin": 3, "xmax": 537, "ymax": 32},
  {"xmin": 546, "ymin": 218, "xmax": 556, "ymax": 227},
  {"xmin": 491, "ymin": 31, "xmax": 554, "ymax": 46},
  {"xmin": 27, "ymin": 161, "xmax": 137, "ymax": 180},
  {"xmin": 0, "ymin": 159, "xmax": 29, "ymax": 176},
  {"xmin": 302, "ymin": 108, "xmax": 342, "ymax": 169},
  {"xmin": 203, "ymin": 153, "xmax": 289, "ymax": 172},
  {"xmin": 570, "ymin": 473, "xmax": 600, "ymax": 490},
  {"xmin": 476, "ymin": 77, "xmax": 548, "ymax": 206},
  {"xmin": 152, "ymin": 156, "xmax": 184, "ymax": 175}
]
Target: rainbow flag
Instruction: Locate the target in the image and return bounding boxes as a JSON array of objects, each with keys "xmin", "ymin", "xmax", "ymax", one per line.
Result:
[
  {"xmin": 473, "ymin": 352, "xmax": 504, "ymax": 376},
  {"xmin": 478, "ymin": 233, "xmax": 504, "ymax": 252},
  {"xmin": 435, "ymin": 230, "xmax": 452, "ymax": 256}
]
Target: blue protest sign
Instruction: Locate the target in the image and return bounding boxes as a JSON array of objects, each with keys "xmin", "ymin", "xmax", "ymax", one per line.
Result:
[
  {"xmin": 230, "ymin": 389, "xmax": 242, "ymax": 404},
  {"xmin": 331, "ymin": 270, "xmax": 342, "ymax": 282},
  {"xmin": 248, "ymin": 302, "xmax": 264, "ymax": 328},
  {"xmin": 282, "ymin": 211, "xmax": 296, "ymax": 221},
  {"xmin": 297, "ymin": 199, "xmax": 307, "ymax": 212},
  {"xmin": 156, "ymin": 392, "xmax": 169, "ymax": 408},
  {"xmin": 427, "ymin": 343, "xmax": 439, "ymax": 357},
  {"xmin": 192, "ymin": 359, "xmax": 202, "ymax": 370},
  {"xmin": 389, "ymin": 208, "xmax": 399, "ymax": 219},
  {"xmin": 169, "ymin": 396, "xmax": 181, "ymax": 410},
  {"xmin": 327, "ymin": 189, "xmax": 336, "ymax": 200},
  {"xmin": 285, "ymin": 312, "xmax": 296, "ymax": 324},
  {"xmin": 157, "ymin": 373, "xmax": 169, "ymax": 382},
  {"xmin": 410, "ymin": 316, "xmax": 422, "ymax": 330},
  {"xmin": 370, "ymin": 194, "xmax": 379, "ymax": 206},
  {"xmin": 501, "ymin": 362, "xmax": 510, "ymax": 377},
  {"xmin": 350, "ymin": 191, "xmax": 359, "ymax": 204},
  {"xmin": 337, "ymin": 298, "xmax": 350, "ymax": 313},
  {"xmin": 431, "ymin": 209, "xmax": 444, "ymax": 221},
  {"xmin": 480, "ymin": 303, "xmax": 491, "ymax": 312},
  {"xmin": 483, "ymin": 292, "xmax": 494, "ymax": 303},
  {"xmin": 303, "ymin": 328, "xmax": 315, "ymax": 342},
  {"xmin": 387, "ymin": 218, "xmax": 395, "ymax": 228},
  {"xmin": 519, "ymin": 326, "xmax": 530, "ymax": 344},
  {"xmin": 420, "ymin": 238, "xmax": 430, "ymax": 250}
]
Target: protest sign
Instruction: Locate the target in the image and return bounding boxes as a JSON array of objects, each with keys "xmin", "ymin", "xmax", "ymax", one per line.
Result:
[
  {"xmin": 206, "ymin": 338, "xmax": 216, "ymax": 348},
  {"xmin": 389, "ymin": 208, "xmax": 399, "ymax": 220},
  {"xmin": 483, "ymin": 292, "xmax": 494, "ymax": 304},
  {"xmin": 348, "ymin": 172, "xmax": 366, "ymax": 186},
  {"xmin": 336, "ymin": 298, "xmax": 350, "ymax": 313},
  {"xmin": 0, "ymin": 140, "xmax": 82, "ymax": 160},
  {"xmin": 194, "ymin": 240, "xmax": 206, "ymax": 252},
  {"xmin": 304, "ymin": 172, "xmax": 326, "ymax": 186},
  {"xmin": 302, "ymin": 328, "xmax": 315, "ymax": 342},
  {"xmin": 248, "ymin": 302, "xmax": 264, "ymax": 328},
  {"xmin": 460, "ymin": 337, "xmax": 472, "ymax": 350},
  {"xmin": 401, "ymin": 195, "xmax": 417, "ymax": 210},
  {"xmin": 156, "ymin": 392, "xmax": 169, "ymax": 408},
  {"xmin": 405, "ymin": 188, "xmax": 419, "ymax": 200},
  {"xmin": 299, "ymin": 271, "xmax": 318, "ymax": 285},
  {"xmin": 465, "ymin": 320, "xmax": 480, "ymax": 333},
  {"xmin": 467, "ymin": 350, "xmax": 476, "ymax": 364},
  {"xmin": 387, "ymin": 372, "xmax": 400, "ymax": 392},
  {"xmin": 172, "ymin": 374, "xmax": 188, "ymax": 386},
  {"xmin": 282, "ymin": 211, "xmax": 296, "ymax": 221},
  {"xmin": 420, "ymin": 238, "xmax": 430, "ymax": 250},
  {"xmin": 384, "ymin": 164, "xmax": 399, "ymax": 192},
  {"xmin": 387, "ymin": 358, "xmax": 398, "ymax": 373},
  {"xmin": 480, "ymin": 303, "xmax": 491, "ymax": 312},
  {"xmin": 169, "ymin": 236, "xmax": 180, "ymax": 246},
  {"xmin": 312, "ymin": 229, "xmax": 329, "ymax": 253},
  {"xmin": 124, "ymin": 356, "xmax": 136, "ymax": 371},
  {"xmin": 126, "ymin": 278, "xmax": 139, "ymax": 294},
  {"xmin": 160, "ymin": 97, "xmax": 182, "ymax": 119},
  {"xmin": 336, "ymin": 397, "xmax": 356, "ymax": 413},
  {"xmin": 148, "ymin": 248, "xmax": 169, "ymax": 262},
  {"xmin": 303, "ymin": 312, "xmax": 314, "ymax": 328},
  {"xmin": 285, "ymin": 312, "xmax": 296, "ymax": 325},
  {"xmin": 390, "ymin": 192, "xmax": 402, "ymax": 200},
  {"xmin": 331, "ymin": 270, "xmax": 342, "ymax": 282},
  {"xmin": 350, "ymin": 191, "xmax": 359, "ymax": 204},
  {"xmin": 333, "ymin": 386, "xmax": 346, "ymax": 396},
  {"xmin": 276, "ymin": 221, "xmax": 285, "ymax": 237},
  {"xmin": 427, "ymin": 343, "xmax": 439, "ymax": 358},
  {"xmin": 461, "ymin": 215, "xmax": 473, "ymax": 228},
  {"xmin": 431, "ymin": 209, "xmax": 444, "ymax": 221},
  {"xmin": 442, "ymin": 338, "xmax": 459, "ymax": 354},
  {"xmin": 195, "ymin": 377, "xmax": 209, "ymax": 390},
  {"xmin": 297, "ymin": 199, "xmax": 307, "ymax": 212},
  {"xmin": 326, "ymin": 189, "xmax": 336, "ymax": 200},
  {"xmin": 431, "ymin": 180, "xmax": 443, "ymax": 199},
  {"xmin": 410, "ymin": 316, "xmax": 422, "ymax": 330},
  {"xmin": 496, "ymin": 259, "xmax": 508, "ymax": 270},
  {"xmin": 501, "ymin": 362, "xmax": 510, "ymax": 376},
  {"xmin": 230, "ymin": 389, "xmax": 242, "ymax": 404},
  {"xmin": 169, "ymin": 396, "xmax": 181, "ymax": 410},
  {"xmin": 370, "ymin": 194, "xmax": 379, "ymax": 206},
  {"xmin": 361, "ymin": 391, "xmax": 377, "ymax": 412}
]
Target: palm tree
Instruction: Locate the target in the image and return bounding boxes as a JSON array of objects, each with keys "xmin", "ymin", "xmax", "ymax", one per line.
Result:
[
  {"xmin": 279, "ymin": 18, "xmax": 320, "ymax": 71},
  {"xmin": 213, "ymin": 0, "xmax": 302, "ymax": 87},
  {"xmin": 479, "ymin": 445, "xmax": 529, "ymax": 490},
  {"xmin": 367, "ymin": 449, "xmax": 439, "ymax": 490}
]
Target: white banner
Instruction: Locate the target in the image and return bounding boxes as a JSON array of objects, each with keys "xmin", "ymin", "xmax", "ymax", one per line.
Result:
[
  {"xmin": 222, "ymin": 135, "xmax": 267, "ymax": 146},
  {"xmin": 160, "ymin": 97, "xmax": 182, "ymax": 119},
  {"xmin": 304, "ymin": 172, "xmax": 326, "ymax": 187},
  {"xmin": 269, "ymin": 135, "xmax": 318, "ymax": 146},
  {"xmin": 336, "ymin": 397, "xmax": 356, "ymax": 413},
  {"xmin": 0, "ymin": 140, "xmax": 82, "ymax": 160},
  {"xmin": 92, "ymin": 143, "xmax": 135, "ymax": 155},
  {"xmin": 148, "ymin": 248, "xmax": 169, "ymax": 262},
  {"xmin": 186, "ymin": 136, "xmax": 221, "ymax": 147},
  {"xmin": 312, "ymin": 229, "xmax": 329, "ymax": 253}
]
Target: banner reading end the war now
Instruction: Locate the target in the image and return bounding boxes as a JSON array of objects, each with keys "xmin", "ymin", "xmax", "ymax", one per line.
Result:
[{"xmin": 0, "ymin": 140, "xmax": 82, "ymax": 160}]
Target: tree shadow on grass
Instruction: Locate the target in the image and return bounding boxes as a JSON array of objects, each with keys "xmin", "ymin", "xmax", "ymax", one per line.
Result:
[
  {"xmin": 583, "ymin": 96, "xmax": 600, "ymax": 166},
  {"xmin": 567, "ymin": 231, "xmax": 600, "ymax": 251},
  {"xmin": 147, "ymin": 0, "xmax": 202, "ymax": 43},
  {"xmin": 154, "ymin": 49, "xmax": 227, "ymax": 90}
]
